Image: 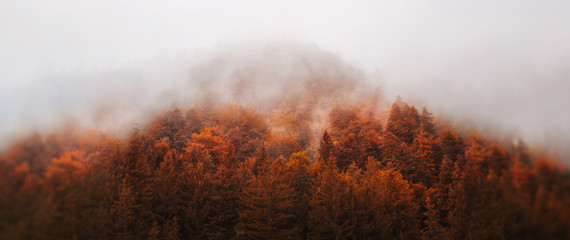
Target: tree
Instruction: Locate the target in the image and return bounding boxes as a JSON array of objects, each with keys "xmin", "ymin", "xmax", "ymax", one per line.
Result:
[
  {"xmin": 266, "ymin": 133, "xmax": 302, "ymax": 160},
  {"xmin": 438, "ymin": 127, "xmax": 465, "ymax": 162},
  {"xmin": 202, "ymin": 164, "xmax": 240, "ymax": 239},
  {"xmin": 3, "ymin": 101, "xmax": 570, "ymax": 239},
  {"xmin": 381, "ymin": 132, "xmax": 415, "ymax": 179},
  {"xmin": 412, "ymin": 129, "xmax": 443, "ymax": 185},
  {"xmin": 149, "ymin": 108, "xmax": 188, "ymax": 152},
  {"xmin": 423, "ymin": 196, "xmax": 444, "ymax": 240},
  {"xmin": 186, "ymin": 127, "xmax": 236, "ymax": 167},
  {"xmin": 185, "ymin": 108, "xmax": 205, "ymax": 134},
  {"xmin": 153, "ymin": 150, "xmax": 184, "ymax": 230},
  {"xmin": 286, "ymin": 151, "xmax": 314, "ymax": 239},
  {"xmin": 356, "ymin": 129, "xmax": 382, "ymax": 169},
  {"xmin": 360, "ymin": 162, "xmax": 420, "ymax": 239},
  {"xmin": 111, "ymin": 178, "xmax": 137, "ymax": 240},
  {"xmin": 335, "ymin": 132, "xmax": 359, "ymax": 171},
  {"xmin": 147, "ymin": 221, "xmax": 160, "ymax": 240},
  {"xmin": 149, "ymin": 137, "xmax": 170, "ymax": 169},
  {"xmin": 108, "ymin": 130, "xmax": 155, "ymax": 239},
  {"xmin": 218, "ymin": 108, "xmax": 269, "ymax": 162},
  {"xmin": 165, "ymin": 217, "xmax": 181, "ymax": 240},
  {"xmin": 328, "ymin": 105, "xmax": 360, "ymax": 138},
  {"xmin": 236, "ymin": 157, "xmax": 296, "ymax": 239},
  {"xmin": 420, "ymin": 106, "xmax": 436, "ymax": 136},
  {"xmin": 318, "ymin": 131, "xmax": 334, "ymax": 164},
  {"xmin": 180, "ymin": 160, "xmax": 211, "ymax": 239},
  {"xmin": 308, "ymin": 163, "xmax": 356, "ymax": 240},
  {"xmin": 386, "ymin": 103, "xmax": 420, "ymax": 145}
]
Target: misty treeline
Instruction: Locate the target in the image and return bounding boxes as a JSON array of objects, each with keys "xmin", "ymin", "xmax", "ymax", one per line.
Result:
[{"xmin": 1, "ymin": 100, "xmax": 569, "ymax": 240}]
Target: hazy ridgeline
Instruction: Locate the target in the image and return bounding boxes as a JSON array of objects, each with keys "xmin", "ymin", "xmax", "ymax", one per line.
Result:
[{"xmin": 1, "ymin": 43, "xmax": 569, "ymax": 239}]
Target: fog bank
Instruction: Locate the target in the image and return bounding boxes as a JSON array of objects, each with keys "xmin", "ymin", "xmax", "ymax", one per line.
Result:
[{"xmin": 1, "ymin": 0, "xmax": 569, "ymax": 160}]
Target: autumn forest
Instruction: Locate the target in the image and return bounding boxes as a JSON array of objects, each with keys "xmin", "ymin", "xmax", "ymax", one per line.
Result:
[{"xmin": 1, "ymin": 95, "xmax": 569, "ymax": 240}]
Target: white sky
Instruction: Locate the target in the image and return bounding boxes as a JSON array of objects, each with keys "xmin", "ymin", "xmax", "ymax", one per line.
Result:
[{"xmin": 1, "ymin": 0, "xmax": 569, "ymax": 157}]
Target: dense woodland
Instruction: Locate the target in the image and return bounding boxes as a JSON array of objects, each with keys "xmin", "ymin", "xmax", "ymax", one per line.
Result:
[{"xmin": 1, "ymin": 101, "xmax": 569, "ymax": 239}]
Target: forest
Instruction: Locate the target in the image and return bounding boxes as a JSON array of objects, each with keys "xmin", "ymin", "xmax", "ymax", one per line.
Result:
[{"xmin": 1, "ymin": 100, "xmax": 569, "ymax": 240}]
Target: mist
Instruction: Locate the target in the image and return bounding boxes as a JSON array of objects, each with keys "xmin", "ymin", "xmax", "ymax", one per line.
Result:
[{"xmin": 1, "ymin": 1, "xmax": 570, "ymax": 161}]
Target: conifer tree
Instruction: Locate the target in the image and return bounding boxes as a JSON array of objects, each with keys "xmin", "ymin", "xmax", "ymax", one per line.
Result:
[
  {"xmin": 361, "ymin": 161, "xmax": 420, "ymax": 239},
  {"xmin": 413, "ymin": 129, "xmax": 443, "ymax": 185},
  {"xmin": 420, "ymin": 106, "xmax": 436, "ymax": 136},
  {"xmin": 203, "ymin": 164, "xmax": 240, "ymax": 239},
  {"xmin": 111, "ymin": 178, "xmax": 137, "ymax": 240},
  {"xmin": 165, "ymin": 217, "xmax": 181, "ymax": 240},
  {"xmin": 181, "ymin": 160, "xmax": 211, "ymax": 239},
  {"xmin": 308, "ymin": 163, "xmax": 356, "ymax": 240},
  {"xmin": 153, "ymin": 150, "xmax": 184, "ymax": 229},
  {"xmin": 438, "ymin": 127, "xmax": 465, "ymax": 162},
  {"xmin": 318, "ymin": 130, "xmax": 334, "ymax": 164},
  {"xmin": 423, "ymin": 196, "xmax": 444, "ymax": 240},
  {"xmin": 386, "ymin": 102, "xmax": 420, "ymax": 145},
  {"xmin": 237, "ymin": 157, "xmax": 296, "ymax": 239},
  {"xmin": 147, "ymin": 221, "xmax": 160, "ymax": 240},
  {"xmin": 286, "ymin": 151, "xmax": 314, "ymax": 239}
]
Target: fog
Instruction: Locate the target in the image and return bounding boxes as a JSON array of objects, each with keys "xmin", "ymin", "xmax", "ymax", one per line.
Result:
[{"xmin": 1, "ymin": 1, "xmax": 569, "ymax": 160}]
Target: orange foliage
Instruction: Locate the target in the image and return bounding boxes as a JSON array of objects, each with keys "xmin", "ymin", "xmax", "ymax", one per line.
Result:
[{"xmin": 1, "ymin": 101, "xmax": 569, "ymax": 239}]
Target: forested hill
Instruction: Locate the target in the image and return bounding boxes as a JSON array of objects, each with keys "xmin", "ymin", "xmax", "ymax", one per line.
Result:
[{"xmin": 1, "ymin": 101, "xmax": 569, "ymax": 239}]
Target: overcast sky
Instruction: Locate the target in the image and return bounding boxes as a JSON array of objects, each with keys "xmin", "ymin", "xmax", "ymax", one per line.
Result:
[{"xmin": 1, "ymin": 0, "xmax": 569, "ymax": 158}]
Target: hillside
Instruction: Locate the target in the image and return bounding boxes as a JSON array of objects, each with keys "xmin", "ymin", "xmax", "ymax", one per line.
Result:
[{"xmin": 1, "ymin": 99, "xmax": 569, "ymax": 239}]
